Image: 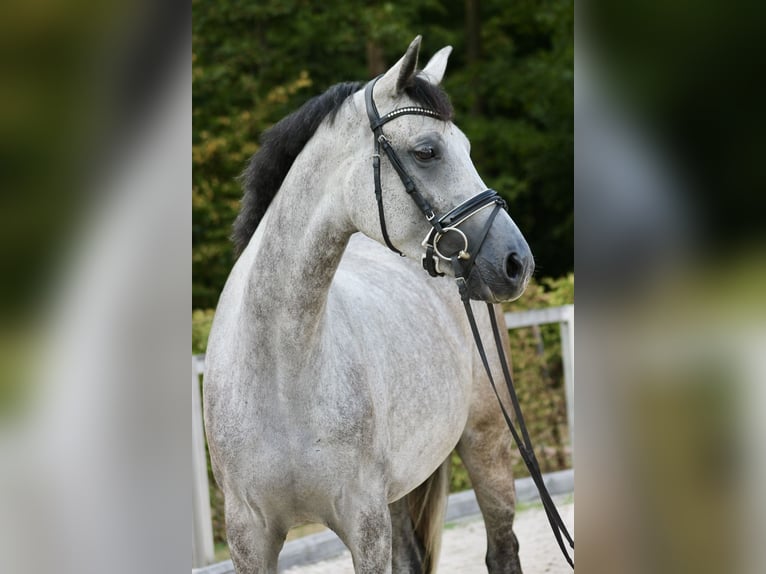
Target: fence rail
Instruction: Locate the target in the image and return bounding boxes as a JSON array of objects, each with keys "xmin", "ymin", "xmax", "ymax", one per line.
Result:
[
  {"xmin": 192, "ymin": 355, "xmax": 215, "ymax": 567},
  {"xmin": 191, "ymin": 304, "xmax": 574, "ymax": 568},
  {"xmin": 504, "ymin": 304, "xmax": 575, "ymax": 452}
]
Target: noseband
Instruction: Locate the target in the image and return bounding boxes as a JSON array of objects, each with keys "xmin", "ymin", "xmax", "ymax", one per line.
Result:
[{"xmin": 364, "ymin": 75, "xmax": 506, "ymax": 285}]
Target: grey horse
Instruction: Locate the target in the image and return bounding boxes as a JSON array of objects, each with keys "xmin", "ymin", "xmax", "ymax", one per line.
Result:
[{"xmin": 204, "ymin": 36, "xmax": 533, "ymax": 574}]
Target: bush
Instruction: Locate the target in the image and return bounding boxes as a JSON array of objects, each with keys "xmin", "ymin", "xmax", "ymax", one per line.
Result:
[
  {"xmin": 500, "ymin": 273, "xmax": 574, "ymax": 480},
  {"xmin": 192, "ymin": 308, "xmax": 215, "ymax": 355}
]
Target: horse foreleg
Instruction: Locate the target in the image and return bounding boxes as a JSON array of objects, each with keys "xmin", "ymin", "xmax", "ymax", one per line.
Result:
[
  {"xmin": 457, "ymin": 428, "xmax": 523, "ymax": 574},
  {"xmin": 332, "ymin": 492, "xmax": 392, "ymax": 574},
  {"xmin": 225, "ymin": 497, "xmax": 285, "ymax": 574}
]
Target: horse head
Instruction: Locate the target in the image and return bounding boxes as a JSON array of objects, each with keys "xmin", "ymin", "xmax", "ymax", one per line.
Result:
[{"xmin": 345, "ymin": 36, "xmax": 534, "ymax": 302}]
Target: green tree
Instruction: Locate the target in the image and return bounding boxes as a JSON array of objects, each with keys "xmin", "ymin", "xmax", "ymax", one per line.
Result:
[
  {"xmin": 444, "ymin": 0, "xmax": 574, "ymax": 279},
  {"xmin": 193, "ymin": 0, "xmax": 444, "ymax": 307},
  {"xmin": 193, "ymin": 0, "xmax": 573, "ymax": 308}
]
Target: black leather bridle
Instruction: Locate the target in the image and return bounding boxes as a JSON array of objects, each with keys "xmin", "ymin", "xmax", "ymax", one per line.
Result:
[
  {"xmin": 364, "ymin": 74, "xmax": 575, "ymax": 569},
  {"xmin": 364, "ymin": 76, "xmax": 506, "ymax": 284}
]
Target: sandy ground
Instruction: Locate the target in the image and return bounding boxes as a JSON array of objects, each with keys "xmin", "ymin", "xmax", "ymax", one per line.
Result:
[{"xmin": 283, "ymin": 496, "xmax": 574, "ymax": 574}]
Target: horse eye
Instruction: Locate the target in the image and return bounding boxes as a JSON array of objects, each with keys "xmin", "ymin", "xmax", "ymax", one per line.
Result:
[{"xmin": 413, "ymin": 146, "xmax": 436, "ymax": 161}]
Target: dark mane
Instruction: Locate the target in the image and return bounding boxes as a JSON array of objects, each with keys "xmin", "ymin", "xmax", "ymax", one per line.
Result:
[
  {"xmin": 232, "ymin": 82, "xmax": 362, "ymax": 255},
  {"xmin": 232, "ymin": 75, "xmax": 454, "ymax": 256}
]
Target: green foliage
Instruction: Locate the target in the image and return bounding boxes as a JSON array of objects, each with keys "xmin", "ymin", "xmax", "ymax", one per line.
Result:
[
  {"xmin": 193, "ymin": 0, "xmax": 573, "ymax": 308},
  {"xmin": 498, "ymin": 273, "xmax": 574, "ymax": 481},
  {"xmin": 451, "ymin": 0, "xmax": 574, "ymax": 280},
  {"xmin": 447, "ymin": 274, "xmax": 574, "ymax": 492},
  {"xmin": 192, "ymin": 308, "xmax": 215, "ymax": 355},
  {"xmin": 508, "ymin": 272, "xmax": 574, "ymax": 310},
  {"xmin": 449, "ymin": 450, "xmax": 473, "ymax": 492}
]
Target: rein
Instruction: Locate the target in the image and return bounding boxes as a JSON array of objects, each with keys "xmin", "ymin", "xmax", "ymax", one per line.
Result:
[
  {"xmin": 452, "ymin": 258, "xmax": 576, "ymax": 569},
  {"xmin": 365, "ymin": 75, "xmax": 575, "ymax": 569}
]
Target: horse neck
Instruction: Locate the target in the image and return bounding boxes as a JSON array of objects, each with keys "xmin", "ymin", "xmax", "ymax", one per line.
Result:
[{"xmin": 235, "ymin": 130, "xmax": 358, "ymax": 356}]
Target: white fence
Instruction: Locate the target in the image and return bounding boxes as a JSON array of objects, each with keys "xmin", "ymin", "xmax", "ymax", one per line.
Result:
[
  {"xmin": 192, "ymin": 355, "xmax": 215, "ymax": 567},
  {"xmin": 191, "ymin": 304, "xmax": 574, "ymax": 568},
  {"xmin": 502, "ymin": 304, "xmax": 575, "ymax": 450}
]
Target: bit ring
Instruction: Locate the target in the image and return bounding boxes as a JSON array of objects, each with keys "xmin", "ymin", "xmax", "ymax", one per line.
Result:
[{"xmin": 433, "ymin": 227, "xmax": 470, "ymax": 261}]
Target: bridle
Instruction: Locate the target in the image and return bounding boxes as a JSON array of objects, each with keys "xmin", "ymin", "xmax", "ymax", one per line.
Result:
[
  {"xmin": 364, "ymin": 75, "xmax": 507, "ymax": 284},
  {"xmin": 364, "ymin": 74, "xmax": 576, "ymax": 569}
]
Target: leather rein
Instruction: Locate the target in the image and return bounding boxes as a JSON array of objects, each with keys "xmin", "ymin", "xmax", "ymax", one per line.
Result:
[{"xmin": 365, "ymin": 75, "xmax": 575, "ymax": 569}]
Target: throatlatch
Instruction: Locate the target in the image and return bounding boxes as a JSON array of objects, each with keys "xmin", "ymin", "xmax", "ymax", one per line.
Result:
[{"xmin": 365, "ymin": 74, "xmax": 574, "ymax": 569}]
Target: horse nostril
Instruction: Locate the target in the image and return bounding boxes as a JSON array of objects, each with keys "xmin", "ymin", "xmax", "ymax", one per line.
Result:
[{"xmin": 504, "ymin": 252, "xmax": 523, "ymax": 281}]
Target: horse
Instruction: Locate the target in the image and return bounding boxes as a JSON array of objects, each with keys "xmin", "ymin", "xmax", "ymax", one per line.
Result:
[{"xmin": 203, "ymin": 36, "xmax": 534, "ymax": 574}]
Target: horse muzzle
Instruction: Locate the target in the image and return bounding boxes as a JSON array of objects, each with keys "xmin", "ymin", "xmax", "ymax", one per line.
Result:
[
  {"xmin": 465, "ymin": 236, "xmax": 534, "ymax": 302},
  {"xmin": 421, "ymin": 189, "xmax": 534, "ymax": 302}
]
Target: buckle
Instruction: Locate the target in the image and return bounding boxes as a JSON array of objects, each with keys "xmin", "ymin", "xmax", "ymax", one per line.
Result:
[{"xmin": 455, "ymin": 275, "xmax": 469, "ymax": 300}]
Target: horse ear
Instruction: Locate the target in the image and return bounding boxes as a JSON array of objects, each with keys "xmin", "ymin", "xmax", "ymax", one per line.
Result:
[
  {"xmin": 421, "ymin": 46, "xmax": 452, "ymax": 85},
  {"xmin": 376, "ymin": 35, "xmax": 421, "ymax": 97}
]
